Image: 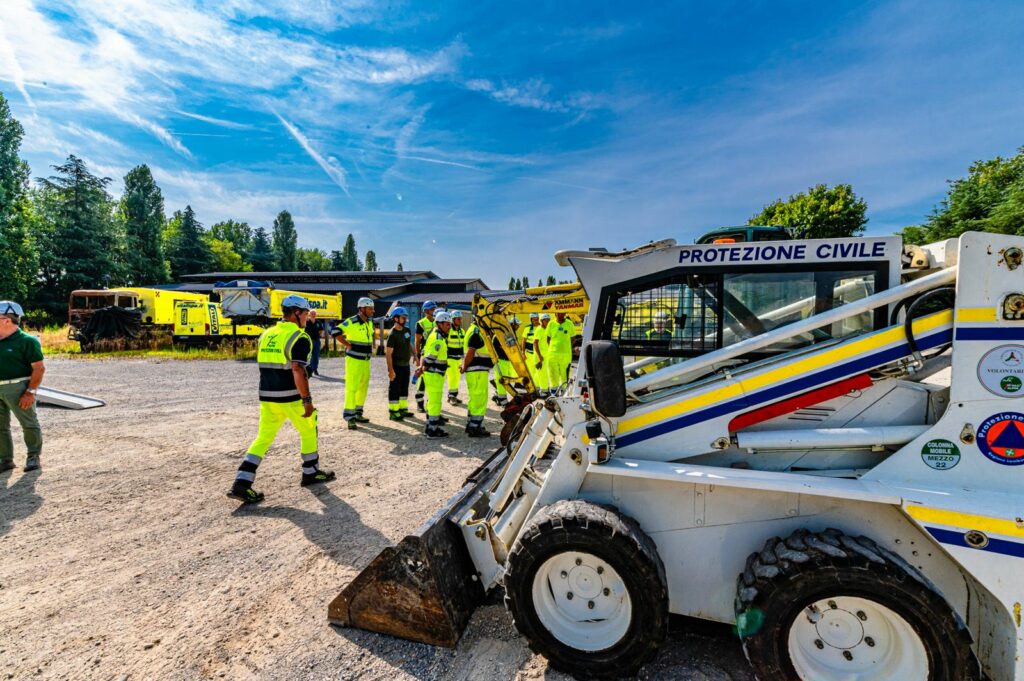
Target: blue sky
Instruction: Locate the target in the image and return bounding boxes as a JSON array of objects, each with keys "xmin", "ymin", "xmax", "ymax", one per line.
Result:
[{"xmin": 1, "ymin": 1, "xmax": 1023, "ymax": 286}]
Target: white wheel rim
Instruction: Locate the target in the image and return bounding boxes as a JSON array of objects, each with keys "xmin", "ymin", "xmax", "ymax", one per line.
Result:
[
  {"xmin": 787, "ymin": 596, "xmax": 929, "ymax": 680},
  {"xmin": 530, "ymin": 550, "xmax": 632, "ymax": 652}
]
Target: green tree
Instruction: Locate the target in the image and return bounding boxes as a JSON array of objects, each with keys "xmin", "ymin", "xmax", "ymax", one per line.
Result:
[
  {"xmin": 546, "ymin": 275, "xmax": 557, "ymax": 286},
  {"xmin": 749, "ymin": 183, "xmax": 867, "ymax": 239},
  {"xmin": 210, "ymin": 219, "xmax": 253, "ymax": 257},
  {"xmin": 364, "ymin": 250, "xmax": 378, "ymax": 271},
  {"xmin": 508, "ymin": 276, "xmax": 516, "ymax": 290},
  {"xmin": 167, "ymin": 205, "xmax": 212, "ymax": 277},
  {"xmin": 396, "ymin": 262, "xmax": 403, "ymax": 272},
  {"xmin": 118, "ymin": 164, "xmax": 168, "ymax": 285},
  {"xmin": 249, "ymin": 226, "xmax": 277, "ymax": 271},
  {"xmin": 297, "ymin": 247, "xmax": 331, "ymax": 271},
  {"xmin": 338, "ymin": 233, "xmax": 360, "ymax": 270},
  {"xmin": 272, "ymin": 210, "xmax": 298, "ymax": 270},
  {"xmin": 522, "ymin": 276, "xmax": 530, "ymax": 289},
  {"xmin": 902, "ymin": 148, "xmax": 1024, "ymax": 244},
  {"xmin": 207, "ymin": 238, "xmax": 252, "ymax": 272},
  {"xmin": 35, "ymin": 155, "xmax": 119, "ymax": 315},
  {"xmin": 0, "ymin": 92, "xmax": 37, "ymax": 303}
]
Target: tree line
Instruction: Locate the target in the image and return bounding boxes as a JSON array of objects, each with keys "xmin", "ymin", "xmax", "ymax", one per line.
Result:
[{"xmin": 0, "ymin": 93, "xmax": 386, "ymax": 320}]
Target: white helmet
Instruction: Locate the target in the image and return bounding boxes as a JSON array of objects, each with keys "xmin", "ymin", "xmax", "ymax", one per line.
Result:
[
  {"xmin": 540, "ymin": 313, "xmax": 551, "ymax": 321},
  {"xmin": 510, "ymin": 316, "xmax": 521, "ymax": 325},
  {"xmin": 357, "ymin": 297, "xmax": 374, "ymax": 308},
  {"xmin": 655, "ymin": 311, "xmax": 669, "ymax": 322},
  {"xmin": 435, "ymin": 311, "xmax": 452, "ymax": 323},
  {"xmin": 280, "ymin": 294, "xmax": 310, "ymax": 310},
  {"xmin": 450, "ymin": 310, "xmax": 462, "ymax": 319}
]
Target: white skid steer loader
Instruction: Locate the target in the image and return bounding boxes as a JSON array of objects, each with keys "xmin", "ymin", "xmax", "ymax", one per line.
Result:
[{"xmin": 332, "ymin": 231, "xmax": 1024, "ymax": 680}]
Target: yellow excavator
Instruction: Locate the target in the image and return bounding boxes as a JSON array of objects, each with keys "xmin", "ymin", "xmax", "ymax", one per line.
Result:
[{"xmin": 469, "ymin": 283, "xmax": 588, "ymax": 443}]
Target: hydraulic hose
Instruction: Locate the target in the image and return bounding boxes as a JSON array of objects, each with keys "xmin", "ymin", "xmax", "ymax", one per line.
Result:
[{"xmin": 902, "ymin": 286, "xmax": 956, "ymax": 363}]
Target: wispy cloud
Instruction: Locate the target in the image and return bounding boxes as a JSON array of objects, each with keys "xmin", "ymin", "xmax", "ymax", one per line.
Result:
[
  {"xmin": 175, "ymin": 110, "xmax": 254, "ymax": 130},
  {"xmin": 274, "ymin": 113, "xmax": 350, "ymax": 196}
]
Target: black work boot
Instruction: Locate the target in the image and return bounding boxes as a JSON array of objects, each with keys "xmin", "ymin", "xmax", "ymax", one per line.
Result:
[
  {"xmin": 301, "ymin": 469, "xmax": 336, "ymax": 487},
  {"xmin": 352, "ymin": 414, "xmax": 370, "ymax": 423},
  {"xmin": 0, "ymin": 460, "xmax": 14, "ymax": 473},
  {"xmin": 467, "ymin": 426, "xmax": 491, "ymax": 438},
  {"xmin": 416, "ymin": 400, "xmax": 426, "ymax": 412},
  {"xmin": 227, "ymin": 483, "xmax": 265, "ymax": 504},
  {"xmin": 425, "ymin": 426, "xmax": 450, "ymax": 439}
]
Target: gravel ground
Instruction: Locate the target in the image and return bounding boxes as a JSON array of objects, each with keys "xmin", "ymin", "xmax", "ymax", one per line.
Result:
[{"xmin": 0, "ymin": 357, "xmax": 752, "ymax": 680}]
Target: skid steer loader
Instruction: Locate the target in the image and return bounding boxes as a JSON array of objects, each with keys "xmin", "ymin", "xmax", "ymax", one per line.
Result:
[{"xmin": 332, "ymin": 231, "xmax": 1024, "ymax": 680}]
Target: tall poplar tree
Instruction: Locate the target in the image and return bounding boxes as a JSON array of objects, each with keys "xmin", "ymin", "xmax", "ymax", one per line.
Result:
[
  {"xmin": 167, "ymin": 205, "xmax": 212, "ymax": 277},
  {"xmin": 249, "ymin": 226, "xmax": 277, "ymax": 271},
  {"xmin": 119, "ymin": 164, "xmax": 168, "ymax": 285},
  {"xmin": 272, "ymin": 210, "xmax": 298, "ymax": 270}
]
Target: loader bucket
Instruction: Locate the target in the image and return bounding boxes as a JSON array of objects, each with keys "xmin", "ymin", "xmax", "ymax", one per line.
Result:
[{"xmin": 329, "ymin": 446, "xmax": 509, "ymax": 646}]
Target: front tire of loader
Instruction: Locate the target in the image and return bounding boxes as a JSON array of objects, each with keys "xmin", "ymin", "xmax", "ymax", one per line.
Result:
[
  {"xmin": 735, "ymin": 528, "xmax": 979, "ymax": 681},
  {"xmin": 503, "ymin": 500, "xmax": 668, "ymax": 679}
]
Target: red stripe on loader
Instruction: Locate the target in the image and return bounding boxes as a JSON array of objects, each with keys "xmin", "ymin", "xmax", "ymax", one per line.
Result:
[{"xmin": 728, "ymin": 373, "xmax": 873, "ymax": 433}]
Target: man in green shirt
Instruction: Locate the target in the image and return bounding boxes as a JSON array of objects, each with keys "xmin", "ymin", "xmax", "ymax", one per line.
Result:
[{"xmin": 0, "ymin": 301, "xmax": 44, "ymax": 472}]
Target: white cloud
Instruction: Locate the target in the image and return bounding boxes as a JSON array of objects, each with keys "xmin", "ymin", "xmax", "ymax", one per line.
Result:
[{"xmin": 274, "ymin": 113, "xmax": 350, "ymax": 196}]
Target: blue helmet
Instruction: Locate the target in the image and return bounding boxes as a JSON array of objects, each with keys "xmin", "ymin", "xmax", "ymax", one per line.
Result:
[
  {"xmin": 422, "ymin": 300, "xmax": 437, "ymax": 311},
  {"xmin": 280, "ymin": 294, "xmax": 310, "ymax": 310},
  {"xmin": 391, "ymin": 306, "xmax": 408, "ymax": 318}
]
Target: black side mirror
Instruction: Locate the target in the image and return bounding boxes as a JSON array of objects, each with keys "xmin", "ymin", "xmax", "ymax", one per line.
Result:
[{"xmin": 584, "ymin": 341, "xmax": 627, "ymax": 418}]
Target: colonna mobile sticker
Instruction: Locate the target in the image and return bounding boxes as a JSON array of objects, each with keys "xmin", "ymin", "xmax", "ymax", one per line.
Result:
[{"xmin": 977, "ymin": 412, "xmax": 1024, "ymax": 465}]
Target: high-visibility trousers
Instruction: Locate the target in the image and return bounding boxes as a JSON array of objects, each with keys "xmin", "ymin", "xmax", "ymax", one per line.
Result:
[
  {"xmin": 546, "ymin": 353, "xmax": 571, "ymax": 391},
  {"xmin": 424, "ymin": 371, "xmax": 445, "ymax": 418},
  {"xmin": 447, "ymin": 359, "xmax": 462, "ymax": 395},
  {"xmin": 465, "ymin": 370, "xmax": 489, "ymax": 429},
  {"xmin": 344, "ymin": 356, "xmax": 371, "ymax": 421},
  {"xmin": 247, "ymin": 401, "xmax": 318, "ymax": 459},
  {"xmin": 533, "ymin": 355, "xmax": 550, "ymax": 392},
  {"xmin": 494, "ymin": 360, "xmax": 509, "ymax": 397}
]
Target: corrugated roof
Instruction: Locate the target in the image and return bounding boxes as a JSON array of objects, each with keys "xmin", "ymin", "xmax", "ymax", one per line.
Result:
[
  {"xmin": 179, "ymin": 270, "xmax": 437, "ymax": 282},
  {"xmin": 376, "ymin": 290, "xmax": 517, "ymax": 304}
]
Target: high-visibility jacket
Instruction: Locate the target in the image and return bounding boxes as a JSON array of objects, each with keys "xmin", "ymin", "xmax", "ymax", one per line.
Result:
[
  {"xmin": 646, "ymin": 328, "xmax": 672, "ymax": 341},
  {"xmin": 416, "ymin": 316, "xmax": 435, "ymax": 354},
  {"xmin": 256, "ymin": 321, "xmax": 311, "ymax": 402},
  {"xmin": 521, "ymin": 323, "xmax": 537, "ymax": 354},
  {"xmin": 534, "ymin": 323, "xmax": 551, "ymax": 357},
  {"xmin": 423, "ymin": 328, "xmax": 449, "ymax": 374},
  {"xmin": 547, "ymin": 319, "xmax": 576, "ymax": 357},
  {"xmin": 465, "ymin": 324, "xmax": 493, "ymax": 371},
  {"xmin": 335, "ymin": 313, "xmax": 374, "ymax": 360},
  {"xmin": 447, "ymin": 325, "xmax": 466, "ymax": 359}
]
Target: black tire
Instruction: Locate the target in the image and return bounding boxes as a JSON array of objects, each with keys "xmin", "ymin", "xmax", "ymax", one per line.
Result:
[
  {"xmin": 504, "ymin": 500, "xmax": 668, "ymax": 679},
  {"xmin": 735, "ymin": 528, "xmax": 979, "ymax": 681}
]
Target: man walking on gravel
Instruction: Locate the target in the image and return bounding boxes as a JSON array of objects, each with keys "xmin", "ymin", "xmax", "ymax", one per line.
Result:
[
  {"xmin": 0, "ymin": 301, "xmax": 44, "ymax": 472},
  {"xmin": 229, "ymin": 295, "xmax": 335, "ymax": 504}
]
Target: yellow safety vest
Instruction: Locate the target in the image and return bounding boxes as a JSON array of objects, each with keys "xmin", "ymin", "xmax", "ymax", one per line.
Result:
[
  {"xmin": 423, "ymin": 328, "xmax": 449, "ymax": 374},
  {"xmin": 447, "ymin": 325, "xmax": 466, "ymax": 358},
  {"xmin": 256, "ymin": 321, "xmax": 311, "ymax": 402},
  {"xmin": 338, "ymin": 314, "xmax": 374, "ymax": 360}
]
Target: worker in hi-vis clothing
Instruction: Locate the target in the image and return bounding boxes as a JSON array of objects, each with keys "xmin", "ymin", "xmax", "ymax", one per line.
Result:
[
  {"xmin": 229, "ymin": 295, "xmax": 335, "ymax": 504},
  {"xmin": 419, "ymin": 311, "xmax": 452, "ymax": 438},
  {"xmin": 520, "ymin": 312, "xmax": 545, "ymax": 395},
  {"xmin": 545, "ymin": 311, "xmax": 577, "ymax": 391},
  {"xmin": 544, "ymin": 311, "xmax": 577, "ymax": 391},
  {"xmin": 413, "ymin": 300, "xmax": 437, "ymax": 412},
  {"xmin": 532, "ymin": 313, "xmax": 552, "ymax": 397},
  {"xmin": 492, "ymin": 316, "xmax": 521, "ymax": 406},
  {"xmin": 461, "ymin": 321, "xmax": 492, "ymax": 437},
  {"xmin": 332, "ymin": 297, "xmax": 375, "ymax": 429},
  {"xmin": 446, "ymin": 310, "xmax": 466, "ymax": 405}
]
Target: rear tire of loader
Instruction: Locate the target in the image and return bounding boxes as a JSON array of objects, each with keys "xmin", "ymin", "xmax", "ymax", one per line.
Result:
[
  {"xmin": 735, "ymin": 528, "xmax": 980, "ymax": 681},
  {"xmin": 503, "ymin": 500, "xmax": 668, "ymax": 679}
]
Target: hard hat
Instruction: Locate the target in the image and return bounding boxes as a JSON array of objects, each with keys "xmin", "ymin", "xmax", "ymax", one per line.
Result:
[
  {"xmin": 280, "ymin": 294, "xmax": 310, "ymax": 310},
  {"xmin": 422, "ymin": 300, "xmax": 437, "ymax": 311},
  {"xmin": 435, "ymin": 311, "xmax": 452, "ymax": 323},
  {"xmin": 449, "ymin": 310, "xmax": 462, "ymax": 319},
  {"xmin": 655, "ymin": 311, "xmax": 669, "ymax": 321},
  {"xmin": 540, "ymin": 313, "xmax": 551, "ymax": 321},
  {"xmin": 510, "ymin": 316, "xmax": 521, "ymax": 325},
  {"xmin": 0, "ymin": 300, "xmax": 24, "ymax": 318},
  {"xmin": 529, "ymin": 312, "xmax": 539, "ymax": 319},
  {"xmin": 391, "ymin": 306, "xmax": 408, "ymax": 318},
  {"xmin": 358, "ymin": 297, "xmax": 374, "ymax": 308}
]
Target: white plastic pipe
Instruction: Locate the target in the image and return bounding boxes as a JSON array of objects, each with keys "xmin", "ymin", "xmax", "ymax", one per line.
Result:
[
  {"xmin": 626, "ymin": 266, "xmax": 957, "ymax": 393},
  {"xmin": 736, "ymin": 425, "xmax": 929, "ymax": 450}
]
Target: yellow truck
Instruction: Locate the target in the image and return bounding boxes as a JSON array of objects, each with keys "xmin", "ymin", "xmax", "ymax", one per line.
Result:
[
  {"xmin": 213, "ymin": 280, "xmax": 344, "ymax": 323},
  {"xmin": 68, "ymin": 287, "xmax": 212, "ymax": 349},
  {"xmin": 171, "ymin": 300, "xmax": 264, "ymax": 346}
]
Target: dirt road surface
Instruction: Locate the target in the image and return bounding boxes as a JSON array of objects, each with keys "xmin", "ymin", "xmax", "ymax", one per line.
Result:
[{"xmin": 0, "ymin": 357, "xmax": 752, "ymax": 680}]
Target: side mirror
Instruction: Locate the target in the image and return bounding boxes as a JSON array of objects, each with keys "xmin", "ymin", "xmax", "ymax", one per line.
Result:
[{"xmin": 583, "ymin": 341, "xmax": 626, "ymax": 418}]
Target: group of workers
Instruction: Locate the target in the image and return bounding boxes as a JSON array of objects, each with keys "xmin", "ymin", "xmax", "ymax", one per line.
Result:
[{"xmin": 229, "ymin": 294, "xmax": 579, "ymax": 503}]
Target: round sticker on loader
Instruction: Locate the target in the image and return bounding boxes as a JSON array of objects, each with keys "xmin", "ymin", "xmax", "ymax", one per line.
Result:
[
  {"xmin": 977, "ymin": 345, "xmax": 1024, "ymax": 397},
  {"xmin": 977, "ymin": 412, "xmax": 1024, "ymax": 465},
  {"xmin": 921, "ymin": 439, "xmax": 961, "ymax": 470}
]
